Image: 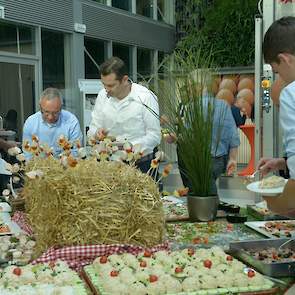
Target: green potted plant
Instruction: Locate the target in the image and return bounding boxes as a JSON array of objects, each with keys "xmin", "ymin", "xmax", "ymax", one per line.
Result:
[{"xmin": 154, "ymin": 48, "xmax": 228, "ymax": 221}]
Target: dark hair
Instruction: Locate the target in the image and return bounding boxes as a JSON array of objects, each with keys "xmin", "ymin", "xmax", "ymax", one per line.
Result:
[
  {"xmin": 263, "ymin": 16, "xmax": 295, "ymax": 63},
  {"xmin": 100, "ymin": 57, "xmax": 128, "ymax": 80}
]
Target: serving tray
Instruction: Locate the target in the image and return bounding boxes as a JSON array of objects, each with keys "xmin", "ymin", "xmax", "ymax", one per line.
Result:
[
  {"xmin": 229, "ymin": 238, "xmax": 295, "ymax": 277},
  {"xmin": 245, "ymin": 220, "xmax": 295, "ymax": 239},
  {"xmin": 82, "ymin": 264, "xmax": 276, "ymax": 295}
]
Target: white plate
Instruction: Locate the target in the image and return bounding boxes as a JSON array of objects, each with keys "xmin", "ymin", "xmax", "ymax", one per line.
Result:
[
  {"xmin": 161, "ymin": 196, "xmax": 185, "ymax": 204},
  {"xmin": 246, "ymin": 179, "xmax": 287, "ymax": 197}
]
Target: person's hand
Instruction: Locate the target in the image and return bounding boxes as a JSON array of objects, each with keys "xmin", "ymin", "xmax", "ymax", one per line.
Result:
[
  {"xmin": 226, "ymin": 159, "xmax": 237, "ymax": 175},
  {"xmin": 96, "ymin": 128, "xmax": 108, "ymax": 141},
  {"xmin": 257, "ymin": 157, "xmax": 286, "ymax": 177},
  {"xmin": 163, "ymin": 132, "xmax": 177, "ymax": 144}
]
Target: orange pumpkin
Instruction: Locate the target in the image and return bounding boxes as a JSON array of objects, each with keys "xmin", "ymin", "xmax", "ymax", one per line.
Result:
[
  {"xmin": 271, "ymin": 77, "xmax": 286, "ymax": 106},
  {"xmin": 216, "ymin": 88, "xmax": 235, "ymax": 105},
  {"xmin": 209, "ymin": 79, "xmax": 219, "ymax": 96},
  {"xmin": 223, "ymin": 74, "xmax": 239, "ymax": 85},
  {"xmin": 239, "ymin": 74, "xmax": 254, "ymax": 82},
  {"xmin": 219, "ymin": 78, "xmax": 237, "ymax": 95},
  {"xmin": 238, "ymin": 78, "xmax": 254, "ymax": 92},
  {"xmin": 237, "ymin": 88, "xmax": 254, "ymax": 105}
]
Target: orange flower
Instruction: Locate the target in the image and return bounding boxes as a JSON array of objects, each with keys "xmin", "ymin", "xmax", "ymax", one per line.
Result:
[
  {"xmin": 32, "ymin": 135, "xmax": 39, "ymax": 142},
  {"xmin": 150, "ymin": 159, "xmax": 159, "ymax": 169},
  {"xmin": 30, "ymin": 143, "xmax": 38, "ymax": 151},
  {"xmin": 162, "ymin": 164, "xmax": 173, "ymax": 177},
  {"xmin": 174, "ymin": 187, "xmax": 189, "ymax": 197},
  {"xmin": 23, "ymin": 140, "xmax": 30, "ymax": 152},
  {"xmin": 75, "ymin": 140, "xmax": 81, "ymax": 149},
  {"xmin": 58, "ymin": 135, "xmax": 66, "ymax": 147},
  {"xmin": 67, "ymin": 156, "xmax": 78, "ymax": 168},
  {"xmin": 88, "ymin": 137, "xmax": 97, "ymax": 146},
  {"xmin": 63, "ymin": 142, "xmax": 72, "ymax": 151}
]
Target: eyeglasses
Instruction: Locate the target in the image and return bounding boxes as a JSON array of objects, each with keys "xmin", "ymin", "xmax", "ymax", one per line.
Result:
[{"xmin": 40, "ymin": 108, "xmax": 61, "ymax": 117}]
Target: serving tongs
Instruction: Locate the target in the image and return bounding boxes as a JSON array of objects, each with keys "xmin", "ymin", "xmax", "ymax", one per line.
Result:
[
  {"xmin": 278, "ymin": 238, "xmax": 295, "ymax": 251},
  {"xmin": 247, "ymin": 170, "xmax": 260, "ymax": 180}
]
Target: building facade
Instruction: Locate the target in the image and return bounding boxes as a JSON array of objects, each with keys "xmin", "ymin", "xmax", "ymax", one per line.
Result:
[{"xmin": 0, "ymin": 0, "xmax": 175, "ymax": 139}]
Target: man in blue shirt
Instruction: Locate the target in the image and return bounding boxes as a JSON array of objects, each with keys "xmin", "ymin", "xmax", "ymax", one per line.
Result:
[
  {"xmin": 177, "ymin": 97, "xmax": 240, "ymax": 195},
  {"xmin": 22, "ymin": 88, "xmax": 82, "ymax": 159}
]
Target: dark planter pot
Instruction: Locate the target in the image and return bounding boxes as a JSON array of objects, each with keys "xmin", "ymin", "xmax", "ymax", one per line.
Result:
[{"xmin": 187, "ymin": 195, "xmax": 219, "ymax": 222}]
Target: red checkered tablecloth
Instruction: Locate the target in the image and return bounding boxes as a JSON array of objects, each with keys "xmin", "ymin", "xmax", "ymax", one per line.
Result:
[
  {"xmin": 12, "ymin": 211, "xmax": 169, "ymax": 271},
  {"xmin": 12, "ymin": 211, "xmax": 34, "ymax": 236}
]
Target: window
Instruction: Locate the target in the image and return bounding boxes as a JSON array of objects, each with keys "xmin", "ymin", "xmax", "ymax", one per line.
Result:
[
  {"xmin": 157, "ymin": 0, "xmax": 169, "ymax": 23},
  {"xmin": 84, "ymin": 38, "xmax": 106, "ymax": 79},
  {"xmin": 113, "ymin": 43, "xmax": 133, "ymax": 79},
  {"xmin": 0, "ymin": 22, "xmax": 35, "ymax": 55},
  {"xmin": 112, "ymin": 0, "xmax": 131, "ymax": 11},
  {"xmin": 92, "ymin": 0, "xmax": 107, "ymax": 3},
  {"xmin": 158, "ymin": 51, "xmax": 168, "ymax": 76},
  {"xmin": 136, "ymin": 0, "xmax": 153, "ymax": 18},
  {"xmin": 137, "ymin": 48, "xmax": 152, "ymax": 82},
  {"xmin": 42, "ymin": 30, "xmax": 65, "ymax": 90}
]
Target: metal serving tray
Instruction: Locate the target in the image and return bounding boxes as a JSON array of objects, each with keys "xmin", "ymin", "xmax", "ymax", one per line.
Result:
[{"xmin": 229, "ymin": 238, "xmax": 295, "ymax": 277}]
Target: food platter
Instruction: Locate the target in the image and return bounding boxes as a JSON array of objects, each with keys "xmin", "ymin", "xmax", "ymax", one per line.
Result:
[
  {"xmin": 247, "ymin": 180, "xmax": 287, "ymax": 197},
  {"xmin": 167, "ymin": 221, "xmax": 260, "ymax": 250},
  {"xmin": 229, "ymin": 238, "xmax": 295, "ymax": 277},
  {"xmin": 245, "ymin": 220, "xmax": 295, "ymax": 238},
  {"xmin": 83, "ymin": 248, "xmax": 275, "ymax": 295}
]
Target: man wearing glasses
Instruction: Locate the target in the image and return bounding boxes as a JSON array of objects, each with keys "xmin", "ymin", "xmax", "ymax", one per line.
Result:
[{"xmin": 22, "ymin": 87, "xmax": 82, "ymax": 159}]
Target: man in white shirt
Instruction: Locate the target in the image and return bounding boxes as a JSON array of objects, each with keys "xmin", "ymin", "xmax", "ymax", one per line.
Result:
[{"xmin": 88, "ymin": 57, "xmax": 161, "ymax": 173}]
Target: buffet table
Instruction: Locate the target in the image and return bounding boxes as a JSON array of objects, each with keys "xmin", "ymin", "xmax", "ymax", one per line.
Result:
[
  {"xmin": 0, "ymin": 195, "xmax": 294, "ymax": 294},
  {"xmin": 163, "ymin": 196, "xmax": 295, "ymax": 294}
]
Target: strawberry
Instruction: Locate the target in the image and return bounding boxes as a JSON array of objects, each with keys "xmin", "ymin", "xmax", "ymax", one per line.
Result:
[
  {"xmin": 226, "ymin": 255, "xmax": 233, "ymax": 261},
  {"xmin": 140, "ymin": 260, "xmax": 147, "ymax": 267}
]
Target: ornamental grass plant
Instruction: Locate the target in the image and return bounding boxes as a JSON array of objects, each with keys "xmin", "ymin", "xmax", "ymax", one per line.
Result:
[{"xmin": 155, "ymin": 48, "xmax": 226, "ymax": 197}]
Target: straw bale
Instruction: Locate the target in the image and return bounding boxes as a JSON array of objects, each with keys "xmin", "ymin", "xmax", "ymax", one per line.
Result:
[{"xmin": 23, "ymin": 157, "xmax": 165, "ymax": 257}]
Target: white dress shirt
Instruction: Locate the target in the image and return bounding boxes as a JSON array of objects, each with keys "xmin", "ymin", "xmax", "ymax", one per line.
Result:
[
  {"xmin": 88, "ymin": 83, "xmax": 161, "ymax": 155},
  {"xmin": 280, "ymin": 80, "xmax": 295, "ymax": 178}
]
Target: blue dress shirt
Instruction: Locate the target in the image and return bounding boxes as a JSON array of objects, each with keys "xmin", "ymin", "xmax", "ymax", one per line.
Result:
[
  {"xmin": 211, "ymin": 98, "xmax": 240, "ymax": 157},
  {"xmin": 22, "ymin": 110, "xmax": 82, "ymax": 159}
]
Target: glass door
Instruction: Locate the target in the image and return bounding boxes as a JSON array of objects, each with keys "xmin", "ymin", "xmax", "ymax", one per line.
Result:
[{"xmin": 0, "ymin": 61, "xmax": 36, "ymax": 141}]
